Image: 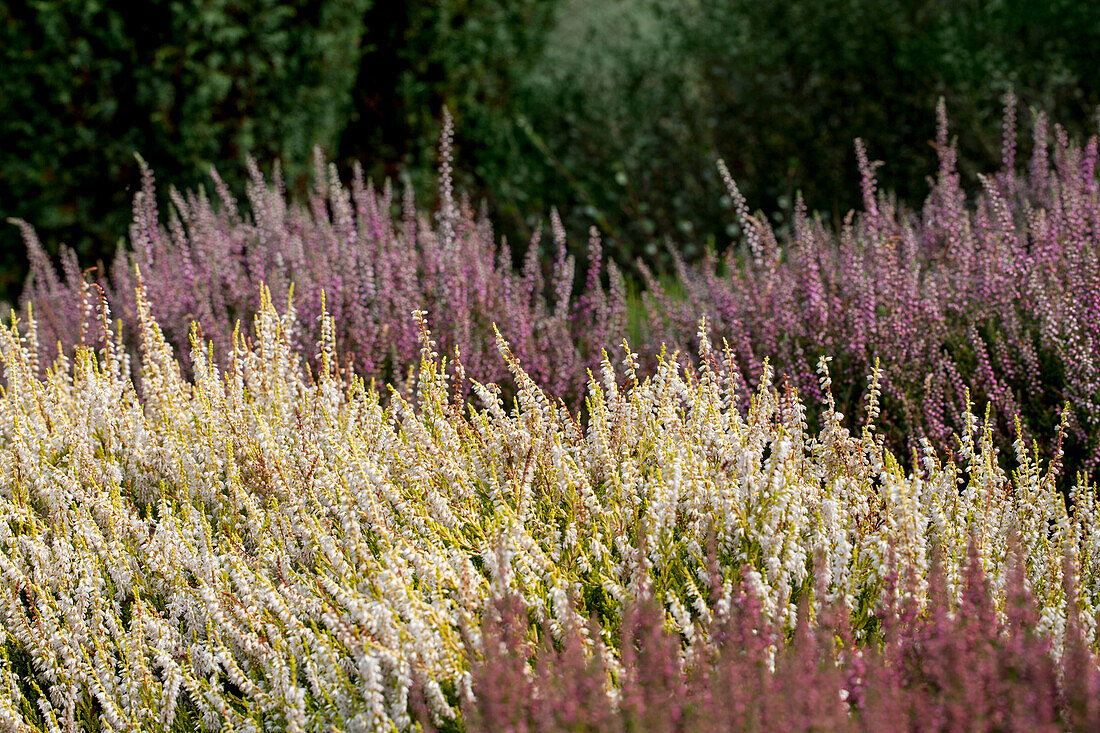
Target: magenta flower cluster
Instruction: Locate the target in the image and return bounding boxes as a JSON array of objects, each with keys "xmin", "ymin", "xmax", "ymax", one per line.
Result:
[
  {"xmin": 17, "ymin": 99, "xmax": 1100, "ymax": 479},
  {"xmin": 650, "ymin": 96, "xmax": 1100, "ymax": 478},
  {"xmin": 461, "ymin": 543, "xmax": 1100, "ymax": 732},
  {"xmin": 17, "ymin": 114, "xmax": 627, "ymax": 406}
]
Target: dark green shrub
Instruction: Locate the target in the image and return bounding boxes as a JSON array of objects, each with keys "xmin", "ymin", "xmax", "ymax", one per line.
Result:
[
  {"xmin": 1, "ymin": 0, "xmax": 369, "ymax": 299},
  {"xmin": 336, "ymin": 0, "xmax": 561, "ymax": 229},
  {"xmin": 500, "ymin": 0, "xmax": 1100, "ymax": 269}
]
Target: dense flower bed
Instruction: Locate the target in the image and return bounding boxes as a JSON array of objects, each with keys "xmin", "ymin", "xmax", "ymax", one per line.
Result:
[
  {"xmin": 0, "ymin": 283, "xmax": 1096, "ymax": 729},
  {"xmin": 18, "ymin": 102, "xmax": 1100, "ymax": 483},
  {"xmin": 467, "ymin": 543, "xmax": 1100, "ymax": 731},
  {"xmin": 650, "ymin": 99, "xmax": 1100, "ymax": 479},
  {"xmin": 16, "ymin": 112, "xmax": 626, "ymax": 407}
]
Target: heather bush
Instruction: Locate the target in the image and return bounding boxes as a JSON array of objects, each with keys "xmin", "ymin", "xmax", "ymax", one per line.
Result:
[
  {"xmin": 17, "ymin": 111, "xmax": 628, "ymax": 405},
  {"xmin": 0, "ymin": 286, "xmax": 1097, "ymax": 728},
  {"xmin": 466, "ymin": 540, "xmax": 1095, "ymax": 731},
  {"xmin": 10, "ymin": 0, "xmax": 1100, "ymax": 307},
  {"xmin": 649, "ymin": 98, "xmax": 1100, "ymax": 482},
  {"xmin": 22, "ymin": 101, "xmax": 1100, "ymax": 482}
]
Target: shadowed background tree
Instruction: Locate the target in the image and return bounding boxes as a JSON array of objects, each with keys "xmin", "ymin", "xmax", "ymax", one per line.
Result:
[
  {"xmin": 0, "ymin": 0, "xmax": 370, "ymax": 297},
  {"xmin": 4, "ymin": 0, "xmax": 1100, "ymax": 301}
]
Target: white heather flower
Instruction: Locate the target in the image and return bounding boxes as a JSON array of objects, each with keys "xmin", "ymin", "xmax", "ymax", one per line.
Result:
[{"xmin": 2, "ymin": 289, "xmax": 1100, "ymax": 729}]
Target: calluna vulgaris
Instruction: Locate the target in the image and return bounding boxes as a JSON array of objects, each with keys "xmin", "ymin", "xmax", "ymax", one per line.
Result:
[
  {"xmin": 466, "ymin": 539, "xmax": 1100, "ymax": 731},
  {"xmin": 649, "ymin": 95, "xmax": 1100, "ymax": 481},
  {"xmin": 16, "ymin": 111, "xmax": 626, "ymax": 408},
  {"xmin": 17, "ymin": 97, "xmax": 1100, "ymax": 482},
  {"xmin": 0, "ymin": 278, "xmax": 1096, "ymax": 729}
]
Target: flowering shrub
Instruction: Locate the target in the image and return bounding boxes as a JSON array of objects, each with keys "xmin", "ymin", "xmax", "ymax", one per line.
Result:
[
  {"xmin": 652, "ymin": 97, "xmax": 1100, "ymax": 480},
  {"xmin": 16, "ymin": 111, "xmax": 627, "ymax": 407},
  {"xmin": 18, "ymin": 100, "xmax": 1100, "ymax": 483},
  {"xmin": 466, "ymin": 540, "xmax": 1100, "ymax": 731},
  {"xmin": 0, "ymin": 285, "xmax": 1097, "ymax": 729}
]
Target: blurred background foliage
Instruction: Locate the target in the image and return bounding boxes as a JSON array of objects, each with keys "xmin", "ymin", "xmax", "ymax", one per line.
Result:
[
  {"xmin": 1, "ymin": 0, "xmax": 370, "ymax": 296},
  {"xmin": 4, "ymin": 0, "xmax": 1100, "ymax": 301}
]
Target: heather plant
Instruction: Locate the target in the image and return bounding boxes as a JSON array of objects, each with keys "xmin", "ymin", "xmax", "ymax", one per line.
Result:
[
  {"xmin": 646, "ymin": 98, "xmax": 1100, "ymax": 482},
  {"xmin": 17, "ymin": 111, "xmax": 628, "ymax": 406},
  {"xmin": 466, "ymin": 540, "xmax": 1094, "ymax": 731},
  {"xmin": 22, "ymin": 100, "xmax": 1100, "ymax": 483},
  {"xmin": 0, "ymin": 284, "xmax": 1098, "ymax": 728}
]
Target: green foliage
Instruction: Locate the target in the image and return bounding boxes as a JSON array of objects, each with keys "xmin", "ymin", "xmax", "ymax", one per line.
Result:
[
  {"xmin": 499, "ymin": 0, "xmax": 1100, "ymax": 269},
  {"xmin": 515, "ymin": 0, "xmax": 714, "ymax": 257},
  {"xmin": 1, "ymin": 0, "xmax": 369, "ymax": 298},
  {"xmin": 337, "ymin": 0, "xmax": 560, "ymax": 221},
  {"xmin": 142, "ymin": 0, "xmax": 368, "ymax": 191},
  {"xmin": 8, "ymin": 0, "xmax": 1100, "ymax": 302}
]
